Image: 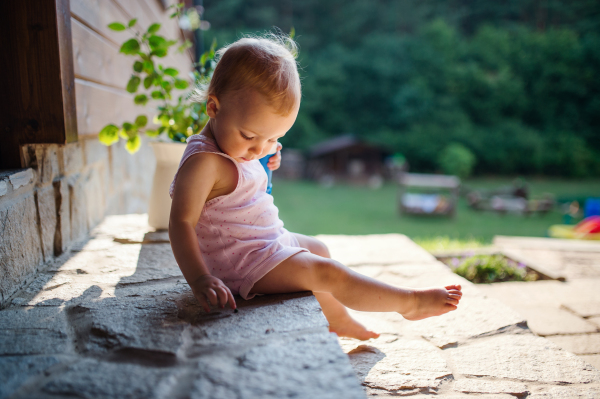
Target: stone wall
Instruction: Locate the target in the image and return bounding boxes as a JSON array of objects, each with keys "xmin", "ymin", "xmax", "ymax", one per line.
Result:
[
  {"xmin": 1, "ymin": 0, "xmax": 192, "ymax": 308},
  {"xmin": 0, "ymin": 138, "xmax": 154, "ymax": 307}
]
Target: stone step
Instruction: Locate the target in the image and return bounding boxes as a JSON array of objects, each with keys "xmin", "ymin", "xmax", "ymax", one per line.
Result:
[{"xmin": 1, "ymin": 215, "xmax": 365, "ymax": 399}]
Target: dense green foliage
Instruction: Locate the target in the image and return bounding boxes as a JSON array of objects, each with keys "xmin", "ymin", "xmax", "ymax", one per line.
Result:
[
  {"xmin": 445, "ymin": 254, "xmax": 537, "ymax": 283},
  {"xmin": 100, "ymin": 5, "xmax": 214, "ymax": 153},
  {"xmin": 438, "ymin": 143, "xmax": 476, "ymax": 178},
  {"xmin": 203, "ymin": 0, "xmax": 600, "ymax": 176}
]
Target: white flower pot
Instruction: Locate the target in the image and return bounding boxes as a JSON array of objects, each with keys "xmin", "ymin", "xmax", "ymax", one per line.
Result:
[{"xmin": 148, "ymin": 141, "xmax": 186, "ymax": 230}]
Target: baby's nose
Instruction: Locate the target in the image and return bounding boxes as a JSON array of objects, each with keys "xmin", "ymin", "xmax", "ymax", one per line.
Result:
[{"xmin": 250, "ymin": 144, "xmax": 266, "ymax": 155}]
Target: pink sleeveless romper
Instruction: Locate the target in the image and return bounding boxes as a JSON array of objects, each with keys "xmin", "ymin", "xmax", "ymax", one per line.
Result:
[{"xmin": 169, "ymin": 134, "xmax": 307, "ymax": 299}]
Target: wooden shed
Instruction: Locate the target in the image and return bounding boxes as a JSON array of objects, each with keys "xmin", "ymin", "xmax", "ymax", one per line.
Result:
[{"xmin": 306, "ymin": 135, "xmax": 390, "ymax": 185}]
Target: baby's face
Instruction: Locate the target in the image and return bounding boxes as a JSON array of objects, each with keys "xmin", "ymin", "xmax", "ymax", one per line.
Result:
[{"xmin": 207, "ymin": 90, "xmax": 298, "ymax": 163}]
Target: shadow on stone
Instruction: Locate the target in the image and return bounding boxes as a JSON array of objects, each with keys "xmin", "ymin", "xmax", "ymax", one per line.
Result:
[{"xmin": 347, "ymin": 344, "xmax": 386, "ymax": 385}]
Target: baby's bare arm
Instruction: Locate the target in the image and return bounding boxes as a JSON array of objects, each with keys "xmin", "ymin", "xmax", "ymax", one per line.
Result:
[{"xmin": 169, "ymin": 153, "xmax": 236, "ymax": 311}]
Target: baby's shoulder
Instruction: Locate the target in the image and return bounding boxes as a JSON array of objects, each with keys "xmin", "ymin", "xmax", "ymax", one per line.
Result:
[
  {"xmin": 181, "ymin": 151, "xmax": 235, "ymax": 178},
  {"xmin": 179, "ymin": 152, "xmax": 238, "ymax": 197}
]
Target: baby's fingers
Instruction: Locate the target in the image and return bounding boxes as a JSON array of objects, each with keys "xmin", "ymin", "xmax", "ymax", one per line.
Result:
[
  {"xmin": 205, "ymin": 288, "xmax": 218, "ymax": 307},
  {"xmin": 216, "ymin": 286, "xmax": 229, "ymax": 308},
  {"xmin": 197, "ymin": 296, "xmax": 211, "ymax": 313},
  {"xmin": 226, "ymin": 288, "xmax": 237, "ymax": 310}
]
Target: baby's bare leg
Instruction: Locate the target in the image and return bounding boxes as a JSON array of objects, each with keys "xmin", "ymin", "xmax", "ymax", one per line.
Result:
[
  {"xmin": 292, "ymin": 234, "xmax": 379, "ymax": 340},
  {"xmin": 251, "ymin": 252, "xmax": 462, "ymax": 320}
]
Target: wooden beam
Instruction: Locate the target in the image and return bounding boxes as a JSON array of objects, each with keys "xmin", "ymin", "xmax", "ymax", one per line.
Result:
[{"xmin": 0, "ymin": 0, "xmax": 78, "ymax": 169}]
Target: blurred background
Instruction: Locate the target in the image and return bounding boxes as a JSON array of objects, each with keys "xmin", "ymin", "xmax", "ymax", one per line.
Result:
[{"xmin": 192, "ymin": 0, "xmax": 600, "ymax": 248}]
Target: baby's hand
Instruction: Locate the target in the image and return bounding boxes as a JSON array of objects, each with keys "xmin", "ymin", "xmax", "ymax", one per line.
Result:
[
  {"xmin": 267, "ymin": 143, "xmax": 283, "ymax": 171},
  {"xmin": 189, "ymin": 274, "xmax": 236, "ymax": 313}
]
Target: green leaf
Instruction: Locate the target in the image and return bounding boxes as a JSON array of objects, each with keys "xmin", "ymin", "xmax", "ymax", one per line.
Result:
[
  {"xmin": 126, "ymin": 76, "xmax": 141, "ymax": 93},
  {"xmin": 143, "ymin": 76, "xmax": 153, "ymax": 89},
  {"xmin": 108, "ymin": 22, "xmax": 126, "ymax": 31},
  {"xmin": 148, "ymin": 35, "xmax": 167, "ymax": 50},
  {"xmin": 135, "ymin": 115, "xmax": 148, "ymax": 127},
  {"xmin": 142, "ymin": 61, "xmax": 154, "ymax": 74},
  {"xmin": 128, "ymin": 18, "xmax": 137, "ymax": 28},
  {"xmin": 145, "ymin": 129, "xmax": 159, "ymax": 137},
  {"xmin": 126, "ymin": 135, "xmax": 141, "ymax": 153},
  {"xmin": 148, "ymin": 23, "xmax": 161, "ymax": 34},
  {"xmin": 161, "ymin": 80, "xmax": 173, "ymax": 91},
  {"xmin": 152, "ymin": 49, "xmax": 167, "ymax": 58},
  {"xmin": 174, "ymin": 79, "xmax": 189, "ymax": 89},
  {"xmin": 164, "ymin": 68, "xmax": 179, "ymax": 77},
  {"xmin": 151, "ymin": 90, "xmax": 165, "ymax": 100},
  {"xmin": 120, "ymin": 39, "xmax": 140, "ymax": 55},
  {"xmin": 289, "ymin": 26, "xmax": 295, "ymax": 39},
  {"xmin": 134, "ymin": 94, "xmax": 148, "ymax": 105},
  {"xmin": 118, "ymin": 128, "xmax": 128, "ymax": 139},
  {"xmin": 122, "ymin": 122, "xmax": 134, "ymax": 132},
  {"xmin": 98, "ymin": 124, "xmax": 119, "ymax": 145},
  {"xmin": 133, "ymin": 61, "xmax": 143, "ymax": 73}
]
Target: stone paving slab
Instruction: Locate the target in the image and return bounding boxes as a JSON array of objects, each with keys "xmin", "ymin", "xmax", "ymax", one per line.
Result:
[
  {"xmin": 445, "ymin": 333, "xmax": 600, "ymax": 384},
  {"xmin": 561, "ymin": 301, "xmax": 600, "ymax": 318},
  {"xmin": 335, "ymin": 234, "xmax": 600, "ymax": 397},
  {"xmin": 513, "ymin": 305, "xmax": 598, "ymax": 336},
  {"xmin": 546, "ymin": 333, "xmax": 600, "ymax": 355},
  {"xmin": 315, "ymin": 234, "xmax": 436, "ymax": 266}
]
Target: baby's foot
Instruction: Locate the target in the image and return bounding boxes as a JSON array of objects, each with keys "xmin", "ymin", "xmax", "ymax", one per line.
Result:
[
  {"xmin": 401, "ymin": 284, "xmax": 462, "ymax": 321},
  {"xmin": 328, "ymin": 314, "xmax": 380, "ymax": 341}
]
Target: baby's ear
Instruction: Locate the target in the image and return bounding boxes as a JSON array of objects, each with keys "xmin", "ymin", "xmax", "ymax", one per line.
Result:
[{"xmin": 206, "ymin": 95, "xmax": 220, "ymax": 118}]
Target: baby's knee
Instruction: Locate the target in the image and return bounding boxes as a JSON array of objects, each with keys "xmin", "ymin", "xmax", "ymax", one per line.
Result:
[
  {"xmin": 310, "ymin": 238, "xmax": 331, "ymax": 258},
  {"xmin": 312, "ymin": 258, "xmax": 347, "ymax": 287}
]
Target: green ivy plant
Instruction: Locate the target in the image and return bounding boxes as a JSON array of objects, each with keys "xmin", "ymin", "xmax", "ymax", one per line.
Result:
[{"xmin": 99, "ymin": 3, "xmax": 216, "ymax": 153}]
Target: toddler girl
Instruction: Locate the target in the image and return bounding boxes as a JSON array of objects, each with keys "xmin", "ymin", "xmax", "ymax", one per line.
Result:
[{"xmin": 169, "ymin": 34, "xmax": 462, "ymax": 340}]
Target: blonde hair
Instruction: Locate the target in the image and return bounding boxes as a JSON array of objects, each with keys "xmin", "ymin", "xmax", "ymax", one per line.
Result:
[{"xmin": 192, "ymin": 33, "xmax": 301, "ymax": 116}]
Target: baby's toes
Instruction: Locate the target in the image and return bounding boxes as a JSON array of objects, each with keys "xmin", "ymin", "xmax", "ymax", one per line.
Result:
[{"xmin": 447, "ymin": 296, "xmax": 459, "ymax": 305}]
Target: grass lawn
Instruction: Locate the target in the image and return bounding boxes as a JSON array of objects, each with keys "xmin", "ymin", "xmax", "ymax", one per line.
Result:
[{"xmin": 272, "ymin": 177, "xmax": 600, "ymax": 247}]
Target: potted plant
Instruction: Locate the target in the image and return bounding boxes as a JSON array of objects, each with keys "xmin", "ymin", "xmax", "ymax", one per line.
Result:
[{"xmin": 98, "ymin": 3, "xmax": 215, "ymax": 229}]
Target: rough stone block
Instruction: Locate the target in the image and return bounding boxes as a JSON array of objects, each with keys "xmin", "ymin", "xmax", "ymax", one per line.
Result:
[
  {"xmin": 38, "ymin": 358, "xmax": 183, "ymax": 399},
  {"xmin": 82, "ymin": 137, "xmax": 109, "ymax": 166},
  {"xmin": 316, "ymin": 234, "xmax": 436, "ymax": 266},
  {"xmin": 181, "ymin": 293, "xmax": 329, "ymax": 356},
  {"xmin": 546, "ymin": 333, "xmax": 600, "ymax": 355},
  {"xmin": 73, "ymin": 297, "xmax": 186, "ymax": 355},
  {"xmin": 189, "ymin": 332, "xmax": 364, "ymax": 399},
  {"xmin": 84, "ymin": 163, "xmax": 109, "ymax": 230},
  {"xmin": 21, "ymin": 144, "xmax": 61, "ymax": 186},
  {"xmin": 0, "ymin": 307, "xmax": 70, "ymax": 355},
  {"xmin": 54, "ymin": 179, "xmax": 71, "ymax": 254},
  {"xmin": 0, "ymin": 194, "xmax": 44, "ymax": 306},
  {"xmin": 514, "ymin": 305, "xmax": 597, "ymax": 336},
  {"xmin": 339, "ymin": 337, "xmax": 451, "ymax": 395},
  {"xmin": 68, "ymin": 173, "xmax": 89, "ymax": 243},
  {"xmin": 0, "ymin": 179, "xmax": 7, "ymax": 196},
  {"xmin": 445, "ymin": 333, "xmax": 600, "ymax": 384},
  {"xmin": 7, "ymin": 169, "xmax": 34, "ymax": 190},
  {"xmin": 36, "ymin": 185, "xmax": 58, "ymax": 262},
  {"xmin": 60, "ymin": 141, "xmax": 84, "ymax": 176},
  {"xmin": 0, "ymin": 355, "xmax": 66, "ymax": 399}
]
